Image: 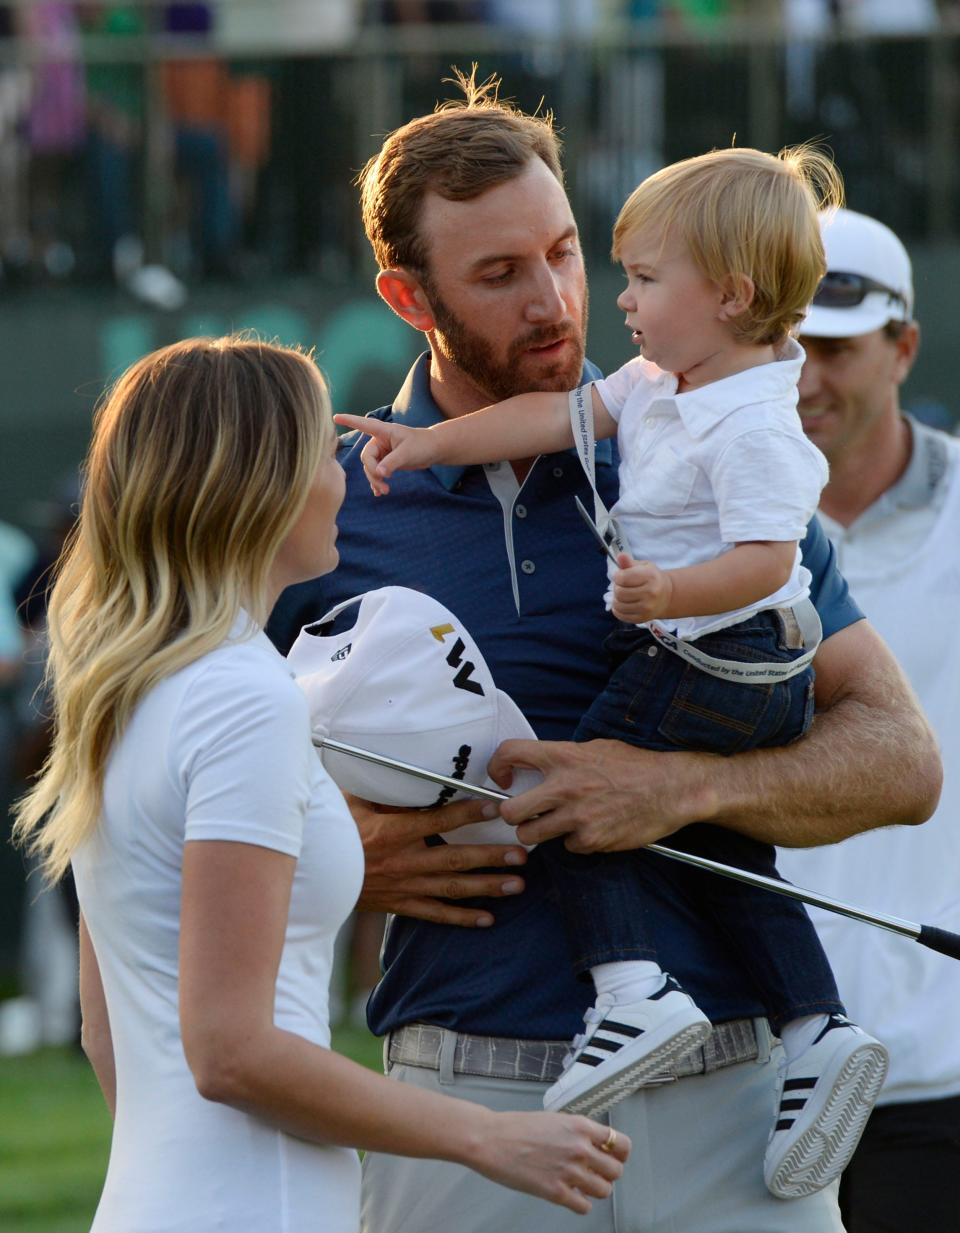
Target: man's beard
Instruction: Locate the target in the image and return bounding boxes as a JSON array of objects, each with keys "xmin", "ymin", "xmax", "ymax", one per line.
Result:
[{"xmin": 424, "ymin": 281, "xmax": 589, "ymax": 402}]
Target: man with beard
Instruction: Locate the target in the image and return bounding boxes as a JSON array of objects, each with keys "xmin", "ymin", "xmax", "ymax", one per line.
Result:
[{"xmin": 267, "ymin": 74, "xmax": 940, "ymax": 1233}]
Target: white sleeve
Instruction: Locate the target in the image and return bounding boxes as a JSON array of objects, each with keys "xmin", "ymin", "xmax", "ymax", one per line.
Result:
[
  {"xmin": 592, "ymin": 356, "xmax": 662, "ymax": 423},
  {"xmin": 712, "ymin": 429, "xmax": 829, "ymax": 544},
  {"xmin": 175, "ymin": 656, "xmax": 314, "ymax": 857}
]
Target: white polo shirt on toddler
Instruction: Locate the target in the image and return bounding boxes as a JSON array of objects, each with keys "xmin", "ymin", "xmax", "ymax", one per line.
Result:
[{"xmin": 593, "ymin": 337, "xmax": 829, "ymax": 640}]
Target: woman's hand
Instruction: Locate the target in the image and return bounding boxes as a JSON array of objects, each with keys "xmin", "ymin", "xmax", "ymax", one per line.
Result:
[{"xmin": 472, "ymin": 1112, "xmax": 630, "ymax": 1215}]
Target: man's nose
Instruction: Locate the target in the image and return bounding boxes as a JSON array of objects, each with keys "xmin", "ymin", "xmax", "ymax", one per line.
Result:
[{"xmin": 525, "ymin": 264, "xmax": 567, "ymax": 323}]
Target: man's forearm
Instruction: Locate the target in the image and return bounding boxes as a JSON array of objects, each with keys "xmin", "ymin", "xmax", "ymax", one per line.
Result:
[
  {"xmin": 495, "ymin": 621, "xmax": 941, "ymax": 854},
  {"xmin": 706, "ymin": 686, "xmax": 937, "ymax": 847},
  {"xmin": 692, "ymin": 619, "xmax": 941, "ymax": 848}
]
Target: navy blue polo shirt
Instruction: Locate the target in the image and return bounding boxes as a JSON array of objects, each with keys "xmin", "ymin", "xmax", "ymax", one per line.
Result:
[{"xmin": 267, "ymin": 353, "xmax": 864, "ymax": 1041}]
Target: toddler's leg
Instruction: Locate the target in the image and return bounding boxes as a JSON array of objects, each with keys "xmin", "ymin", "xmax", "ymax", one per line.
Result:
[
  {"xmin": 652, "ymin": 823, "xmax": 845, "ymax": 1032},
  {"xmin": 537, "ymin": 839, "xmax": 711, "ymax": 1117},
  {"xmin": 537, "ymin": 627, "xmax": 713, "ymax": 1116}
]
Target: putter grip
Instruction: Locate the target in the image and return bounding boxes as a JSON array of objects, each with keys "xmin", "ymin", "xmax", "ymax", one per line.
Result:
[{"xmin": 918, "ymin": 925, "xmax": 960, "ymax": 961}]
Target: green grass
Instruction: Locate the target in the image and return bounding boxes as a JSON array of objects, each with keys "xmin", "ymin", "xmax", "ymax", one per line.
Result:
[{"xmin": 0, "ymin": 1025, "xmax": 383, "ymax": 1233}]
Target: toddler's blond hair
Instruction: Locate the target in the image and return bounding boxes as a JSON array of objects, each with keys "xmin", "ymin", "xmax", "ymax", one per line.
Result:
[{"xmin": 612, "ymin": 146, "xmax": 844, "ymax": 345}]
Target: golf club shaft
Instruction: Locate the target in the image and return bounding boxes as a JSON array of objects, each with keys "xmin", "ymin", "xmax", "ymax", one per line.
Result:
[{"xmin": 316, "ymin": 736, "xmax": 960, "ymax": 960}]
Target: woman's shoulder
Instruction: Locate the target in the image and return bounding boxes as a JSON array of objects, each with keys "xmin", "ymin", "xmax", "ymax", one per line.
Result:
[
  {"xmin": 157, "ymin": 630, "xmax": 314, "ymax": 797},
  {"xmin": 156, "ymin": 628, "xmax": 309, "ymax": 754},
  {"xmin": 190, "ymin": 629, "xmax": 306, "ymax": 713}
]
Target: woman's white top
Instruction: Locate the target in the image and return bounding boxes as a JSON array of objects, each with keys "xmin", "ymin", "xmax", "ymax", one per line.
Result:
[
  {"xmin": 72, "ymin": 621, "xmax": 365, "ymax": 1233},
  {"xmin": 593, "ymin": 339, "xmax": 829, "ymax": 639}
]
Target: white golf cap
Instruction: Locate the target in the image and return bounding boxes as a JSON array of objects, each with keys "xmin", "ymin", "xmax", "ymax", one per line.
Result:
[
  {"xmin": 288, "ymin": 586, "xmax": 541, "ymax": 847},
  {"xmin": 802, "ymin": 207, "xmax": 914, "ymax": 339}
]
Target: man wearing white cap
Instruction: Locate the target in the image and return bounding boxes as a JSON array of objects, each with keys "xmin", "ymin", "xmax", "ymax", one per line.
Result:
[{"xmin": 778, "ymin": 207, "xmax": 960, "ymax": 1232}]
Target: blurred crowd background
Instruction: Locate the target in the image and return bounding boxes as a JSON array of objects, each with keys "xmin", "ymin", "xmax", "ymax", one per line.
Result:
[{"xmin": 2, "ymin": 0, "xmax": 960, "ymax": 1053}]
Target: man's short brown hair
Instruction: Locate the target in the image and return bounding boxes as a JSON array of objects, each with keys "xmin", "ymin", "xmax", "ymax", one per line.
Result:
[{"xmin": 358, "ymin": 67, "xmax": 563, "ymax": 274}]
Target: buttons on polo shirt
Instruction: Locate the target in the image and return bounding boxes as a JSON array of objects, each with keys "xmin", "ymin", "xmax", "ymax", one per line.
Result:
[
  {"xmin": 484, "ymin": 461, "xmax": 501, "ymax": 472},
  {"xmin": 515, "ymin": 504, "xmax": 527, "ymax": 519},
  {"xmin": 520, "ymin": 560, "xmax": 536, "ymax": 575},
  {"xmin": 552, "ymin": 466, "xmax": 564, "ymax": 478}
]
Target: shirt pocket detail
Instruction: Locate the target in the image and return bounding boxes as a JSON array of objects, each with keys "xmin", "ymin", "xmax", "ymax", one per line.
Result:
[{"xmin": 636, "ymin": 447, "xmax": 698, "ymax": 516}]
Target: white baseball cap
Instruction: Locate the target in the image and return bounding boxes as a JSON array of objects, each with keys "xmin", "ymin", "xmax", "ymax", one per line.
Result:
[
  {"xmin": 802, "ymin": 207, "xmax": 914, "ymax": 339},
  {"xmin": 288, "ymin": 586, "xmax": 542, "ymax": 847}
]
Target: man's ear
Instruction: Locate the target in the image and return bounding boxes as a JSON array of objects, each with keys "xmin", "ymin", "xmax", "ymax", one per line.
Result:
[
  {"xmin": 893, "ymin": 321, "xmax": 920, "ymax": 385},
  {"xmin": 717, "ymin": 273, "xmax": 756, "ymax": 322},
  {"xmin": 376, "ymin": 269, "xmax": 436, "ymax": 333}
]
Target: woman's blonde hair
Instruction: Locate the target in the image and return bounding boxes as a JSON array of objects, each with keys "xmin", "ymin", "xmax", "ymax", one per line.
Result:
[
  {"xmin": 13, "ymin": 336, "xmax": 334, "ymax": 881},
  {"xmin": 612, "ymin": 145, "xmax": 844, "ymax": 345}
]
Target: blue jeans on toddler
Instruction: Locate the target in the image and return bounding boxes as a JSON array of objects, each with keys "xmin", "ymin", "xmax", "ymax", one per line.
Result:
[{"xmin": 542, "ymin": 608, "xmax": 845, "ymax": 1032}]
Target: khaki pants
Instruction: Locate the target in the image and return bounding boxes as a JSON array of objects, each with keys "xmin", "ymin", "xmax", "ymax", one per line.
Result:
[{"xmin": 361, "ymin": 1032, "xmax": 845, "ymax": 1233}]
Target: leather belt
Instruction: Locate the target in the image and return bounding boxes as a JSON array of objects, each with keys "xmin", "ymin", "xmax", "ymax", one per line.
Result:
[{"xmin": 387, "ymin": 1017, "xmax": 763, "ymax": 1086}]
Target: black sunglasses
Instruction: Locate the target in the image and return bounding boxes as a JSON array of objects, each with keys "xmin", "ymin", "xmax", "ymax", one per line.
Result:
[{"xmin": 812, "ymin": 270, "xmax": 907, "ymax": 311}]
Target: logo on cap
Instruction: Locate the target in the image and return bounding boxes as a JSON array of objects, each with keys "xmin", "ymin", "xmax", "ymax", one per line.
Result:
[
  {"xmin": 289, "ymin": 586, "xmax": 541, "ymax": 846},
  {"xmin": 432, "ymin": 625, "xmax": 484, "ymax": 697},
  {"xmin": 430, "ymin": 743, "xmax": 474, "ymax": 808}
]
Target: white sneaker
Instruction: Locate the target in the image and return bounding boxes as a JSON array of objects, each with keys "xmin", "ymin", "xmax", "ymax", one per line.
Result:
[
  {"xmin": 542, "ymin": 977, "xmax": 712, "ymax": 1116},
  {"xmin": 764, "ymin": 1014, "xmax": 889, "ymax": 1200}
]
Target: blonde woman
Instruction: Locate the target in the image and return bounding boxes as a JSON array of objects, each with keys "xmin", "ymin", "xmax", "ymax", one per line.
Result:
[{"xmin": 13, "ymin": 337, "xmax": 628, "ymax": 1233}]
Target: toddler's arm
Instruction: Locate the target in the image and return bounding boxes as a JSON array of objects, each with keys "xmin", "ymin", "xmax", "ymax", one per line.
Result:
[
  {"xmin": 334, "ymin": 386, "xmax": 614, "ymax": 496},
  {"xmin": 612, "ymin": 541, "xmax": 797, "ymax": 625}
]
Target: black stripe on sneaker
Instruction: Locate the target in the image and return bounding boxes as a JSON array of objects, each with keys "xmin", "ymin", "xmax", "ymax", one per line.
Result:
[
  {"xmin": 589, "ymin": 1038, "xmax": 622, "ymax": 1054},
  {"xmin": 774, "ymin": 1118, "xmax": 795, "ymax": 1132},
  {"xmin": 599, "ymin": 1020, "xmax": 643, "ymax": 1038},
  {"xmin": 576, "ymin": 1052, "xmax": 605, "ymax": 1067},
  {"xmin": 649, "ymin": 977, "xmax": 681, "ymax": 1000},
  {"xmin": 780, "ymin": 1098, "xmax": 807, "ymax": 1112},
  {"xmin": 811, "ymin": 1012, "xmax": 853, "ymax": 1046},
  {"xmin": 783, "ymin": 1078, "xmax": 816, "ymax": 1092}
]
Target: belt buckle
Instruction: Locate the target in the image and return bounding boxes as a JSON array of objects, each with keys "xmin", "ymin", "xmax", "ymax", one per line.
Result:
[{"xmin": 776, "ymin": 606, "xmax": 804, "ymax": 650}]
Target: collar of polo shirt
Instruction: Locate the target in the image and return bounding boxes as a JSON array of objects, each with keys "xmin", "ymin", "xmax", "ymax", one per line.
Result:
[
  {"xmin": 388, "ymin": 352, "xmax": 613, "ymax": 489},
  {"xmin": 651, "ymin": 338, "xmax": 806, "ymax": 440}
]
